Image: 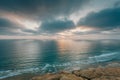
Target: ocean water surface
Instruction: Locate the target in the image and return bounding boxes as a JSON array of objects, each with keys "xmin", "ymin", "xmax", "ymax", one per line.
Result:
[{"xmin": 0, "ymin": 39, "xmax": 120, "ymax": 79}]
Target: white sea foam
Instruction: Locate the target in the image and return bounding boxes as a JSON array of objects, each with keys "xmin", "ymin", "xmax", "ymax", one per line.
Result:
[
  {"xmin": 0, "ymin": 68, "xmax": 39, "ymax": 79},
  {"xmin": 88, "ymin": 52, "xmax": 119, "ymax": 63}
]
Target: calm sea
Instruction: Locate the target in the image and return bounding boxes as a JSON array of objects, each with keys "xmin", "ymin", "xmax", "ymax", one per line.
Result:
[{"xmin": 0, "ymin": 39, "xmax": 120, "ymax": 79}]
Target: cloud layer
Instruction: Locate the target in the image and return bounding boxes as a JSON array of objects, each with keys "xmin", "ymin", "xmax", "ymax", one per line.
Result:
[
  {"xmin": 78, "ymin": 7, "xmax": 120, "ymax": 30},
  {"xmin": 0, "ymin": 0, "xmax": 120, "ymax": 38},
  {"xmin": 40, "ymin": 19, "xmax": 75, "ymax": 33},
  {"xmin": 0, "ymin": 18, "xmax": 21, "ymax": 35},
  {"xmin": 0, "ymin": 0, "xmax": 89, "ymax": 19},
  {"xmin": 0, "ymin": 0, "xmax": 90, "ymax": 35}
]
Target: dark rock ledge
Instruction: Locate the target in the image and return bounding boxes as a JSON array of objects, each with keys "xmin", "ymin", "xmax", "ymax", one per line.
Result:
[{"xmin": 31, "ymin": 67, "xmax": 120, "ymax": 80}]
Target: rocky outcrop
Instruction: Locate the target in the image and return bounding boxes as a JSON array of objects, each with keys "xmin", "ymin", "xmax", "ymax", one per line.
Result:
[
  {"xmin": 32, "ymin": 71, "xmax": 84, "ymax": 80},
  {"xmin": 32, "ymin": 68, "xmax": 120, "ymax": 80}
]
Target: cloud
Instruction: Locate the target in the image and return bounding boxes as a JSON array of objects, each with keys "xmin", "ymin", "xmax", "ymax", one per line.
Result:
[
  {"xmin": 0, "ymin": 18, "xmax": 19, "ymax": 34},
  {"xmin": 0, "ymin": 0, "xmax": 89, "ymax": 19},
  {"xmin": 1, "ymin": 0, "xmax": 120, "ymax": 37},
  {"xmin": 0, "ymin": 18, "xmax": 14, "ymax": 28},
  {"xmin": 0, "ymin": 0, "xmax": 90, "ymax": 35},
  {"xmin": 0, "ymin": 18, "xmax": 15, "ymax": 34},
  {"xmin": 39, "ymin": 19, "xmax": 75, "ymax": 33},
  {"xmin": 78, "ymin": 7, "xmax": 120, "ymax": 30},
  {"xmin": 114, "ymin": 1, "xmax": 120, "ymax": 7},
  {"xmin": 0, "ymin": 18, "xmax": 34, "ymax": 35}
]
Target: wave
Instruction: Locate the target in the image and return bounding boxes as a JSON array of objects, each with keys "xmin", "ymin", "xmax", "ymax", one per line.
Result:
[
  {"xmin": 88, "ymin": 52, "xmax": 120, "ymax": 63},
  {"xmin": 0, "ymin": 68, "xmax": 40, "ymax": 79},
  {"xmin": 0, "ymin": 52, "xmax": 119, "ymax": 79}
]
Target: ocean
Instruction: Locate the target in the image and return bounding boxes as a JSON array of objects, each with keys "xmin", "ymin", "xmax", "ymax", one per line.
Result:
[{"xmin": 0, "ymin": 39, "xmax": 120, "ymax": 79}]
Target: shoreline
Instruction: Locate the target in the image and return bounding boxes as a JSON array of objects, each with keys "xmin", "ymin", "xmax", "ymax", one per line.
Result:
[
  {"xmin": 1, "ymin": 62, "xmax": 120, "ymax": 80},
  {"xmin": 3, "ymin": 67, "xmax": 119, "ymax": 80}
]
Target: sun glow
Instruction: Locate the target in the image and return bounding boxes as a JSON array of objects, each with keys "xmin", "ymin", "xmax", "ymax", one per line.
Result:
[
  {"xmin": 56, "ymin": 40, "xmax": 92, "ymax": 55},
  {"xmin": 58, "ymin": 26, "xmax": 95, "ymax": 37},
  {"xmin": 18, "ymin": 20, "xmax": 40, "ymax": 31},
  {"xmin": 11, "ymin": 16, "xmax": 40, "ymax": 31},
  {"xmin": 70, "ymin": 26, "xmax": 94, "ymax": 33}
]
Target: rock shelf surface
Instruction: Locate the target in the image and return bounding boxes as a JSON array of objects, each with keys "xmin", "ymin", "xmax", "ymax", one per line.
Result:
[{"xmin": 32, "ymin": 67, "xmax": 120, "ymax": 80}]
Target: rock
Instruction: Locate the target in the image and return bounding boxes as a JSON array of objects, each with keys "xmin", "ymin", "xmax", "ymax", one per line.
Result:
[
  {"xmin": 32, "ymin": 72, "xmax": 84, "ymax": 80},
  {"xmin": 60, "ymin": 73, "xmax": 83, "ymax": 80},
  {"xmin": 59, "ymin": 71, "xmax": 70, "ymax": 74},
  {"xmin": 72, "ymin": 68, "xmax": 103, "ymax": 79},
  {"xmin": 32, "ymin": 67, "xmax": 120, "ymax": 80},
  {"xmin": 32, "ymin": 73, "xmax": 61, "ymax": 80},
  {"xmin": 92, "ymin": 76, "xmax": 120, "ymax": 80},
  {"xmin": 102, "ymin": 68, "xmax": 120, "ymax": 76}
]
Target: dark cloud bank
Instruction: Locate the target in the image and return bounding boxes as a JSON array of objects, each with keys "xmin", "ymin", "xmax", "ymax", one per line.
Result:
[
  {"xmin": 0, "ymin": 18, "xmax": 13, "ymax": 28},
  {"xmin": 40, "ymin": 19, "xmax": 75, "ymax": 33},
  {"xmin": 78, "ymin": 7, "xmax": 120, "ymax": 30},
  {"xmin": 0, "ymin": 0, "xmax": 89, "ymax": 18},
  {"xmin": 0, "ymin": 18, "xmax": 21, "ymax": 35}
]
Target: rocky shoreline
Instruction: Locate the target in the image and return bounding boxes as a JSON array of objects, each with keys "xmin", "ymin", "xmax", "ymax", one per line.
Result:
[
  {"xmin": 32, "ymin": 67, "xmax": 120, "ymax": 80},
  {"xmin": 2, "ymin": 63, "xmax": 120, "ymax": 80}
]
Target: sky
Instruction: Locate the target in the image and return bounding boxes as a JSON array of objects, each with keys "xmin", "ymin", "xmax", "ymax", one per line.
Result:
[{"xmin": 0, "ymin": 0, "xmax": 120, "ymax": 39}]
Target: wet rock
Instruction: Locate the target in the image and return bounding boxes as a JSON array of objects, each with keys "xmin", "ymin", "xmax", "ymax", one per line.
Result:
[{"xmin": 106, "ymin": 63, "xmax": 120, "ymax": 67}]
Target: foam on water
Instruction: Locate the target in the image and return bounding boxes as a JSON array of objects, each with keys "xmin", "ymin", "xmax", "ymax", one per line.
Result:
[
  {"xmin": 0, "ymin": 52, "xmax": 119, "ymax": 79},
  {"xmin": 0, "ymin": 68, "xmax": 40, "ymax": 79},
  {"xmin": 88, "ymin": 52, "xmax": 120, "ymax": 63}
]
